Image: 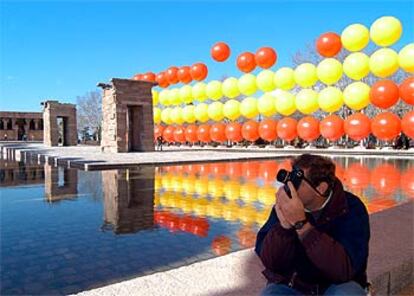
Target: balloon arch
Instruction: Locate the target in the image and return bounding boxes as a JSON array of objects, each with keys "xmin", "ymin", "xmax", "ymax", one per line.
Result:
[{"xmin": 134, "ymin": 16, "xmax": 413, "ymax": 148}]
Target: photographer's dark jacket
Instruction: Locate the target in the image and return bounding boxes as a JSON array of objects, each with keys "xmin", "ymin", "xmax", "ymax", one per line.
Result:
[{"xmin": 255, "ymin": 178, "xmax": 370, "ymax": 294}]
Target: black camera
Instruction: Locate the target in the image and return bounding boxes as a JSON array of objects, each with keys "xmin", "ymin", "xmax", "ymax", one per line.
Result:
[{"xmin": 276, "ymin": 166, "xmax": 305, "ymax": 198}]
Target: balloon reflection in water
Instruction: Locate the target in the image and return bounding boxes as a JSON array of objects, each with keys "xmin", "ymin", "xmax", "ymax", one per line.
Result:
[
  {"xmin": 344, "ymin": 163, "xmax": 371, "ymax": 190},
  {"xmin": 154, "ymin": 211, "xmax": 209, "ymax": 237},
  {"xmin": 400, "ymin": 168, "xmax": 414, "ymax": 198},
  {"xmin": 370, "ymin": 163, "xmax": 401, "ymax": 196},
  {"xmin": 211, "ymin": 236, "xmax": 232, "ymax": 256},
  {"xmin": 237, "ymin": 226, "xmax": 257, "ymax": 248}
]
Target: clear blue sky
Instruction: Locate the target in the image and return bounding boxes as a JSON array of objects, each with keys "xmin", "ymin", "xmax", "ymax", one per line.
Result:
[{"xmin": 1, "ymin": 0, "xmax": 413, "ymax": 112}]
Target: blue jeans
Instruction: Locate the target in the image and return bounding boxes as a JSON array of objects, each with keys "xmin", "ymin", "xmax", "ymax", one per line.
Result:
[{"xmin": 261, "ymin": 281, "xmax": 366, "ymax": 295}]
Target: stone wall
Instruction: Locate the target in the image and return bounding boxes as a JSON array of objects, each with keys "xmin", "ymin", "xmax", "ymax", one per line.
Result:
[
  {"xmin": 0, "ymin": 112, "xmax": 43, "ymax": 141},
  {"xmin": 100, "ymin": 78, "xmax": 156, "ymax": 153},
  {"xmin": 43, "ymin": 101, "xmax": 77, "ymax": 146}
]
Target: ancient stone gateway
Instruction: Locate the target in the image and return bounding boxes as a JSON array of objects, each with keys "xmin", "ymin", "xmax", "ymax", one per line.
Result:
[
  {"xmin": 42, "ymin": 101, "xmax": 77, "ymax": 146},
  {"xmin": 99, "ymin": 78, "xmax": 155, "ymax": 153}
]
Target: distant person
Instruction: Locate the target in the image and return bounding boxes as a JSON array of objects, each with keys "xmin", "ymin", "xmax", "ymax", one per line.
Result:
[
  {"xmin": 256, "ymin": 154, "xmax": 370, "ymax": 296},
  {"xmin": 156, "ymin": 135, "xmax": 163, "ymax": 151},
  {"xmin": 3, "ymin": 134, "xmax": 7, "ymax": 141}
]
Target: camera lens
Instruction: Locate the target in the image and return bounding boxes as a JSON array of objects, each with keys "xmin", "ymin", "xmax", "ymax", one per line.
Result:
[{"xmin": 276, "ymin": 169, "xmax": 289, "ymax": 184}]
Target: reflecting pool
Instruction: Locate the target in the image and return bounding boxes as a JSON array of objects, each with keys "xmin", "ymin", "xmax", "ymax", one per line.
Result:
[{"xmin": 1, "ymin": 157, "xmax": 413, "ymax": 295}]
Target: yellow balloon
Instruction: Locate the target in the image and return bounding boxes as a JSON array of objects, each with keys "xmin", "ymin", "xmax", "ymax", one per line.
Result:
[
  {"xmin": 192, "ymin": 82, "xmax": 208, "ymax": 102},
  {"xmin": 343, "ymin": 52, "xmax": 370, "ymax": 80},
  {"xmin": 238, "ymin": 74, "xmax": 258, "ymax": 96},
  {"xmin": 182, "ymin": 105, "xmax": 196, "ymax": 123},
  {"xmin": 318, "ymin": 87, "xmax": 343, "ymax": 113},
  {"xmin": 179, "ymin": 85, "xmax": 193, "ymax": 104},
  {"xmin": 370, "ymin": 16, "xmax": 402, "ymax": 47},
  {"xmin": 341, "ymin": 23, "xmax": 369, "ymax": 51},
  {"xmin": 159, "ymin": 89, "xmax": 170, "ymax": 106},
  {"xmin": 258, "ymin": 93, "xmax": 277, "ymax": 117},
  {"xmin": 369, "ymin": 48, "xmax": 399, "ymax": 78},
  {"xmin": 161, "ymin": 107, "xmax": 173, "ymax": 124},
  {"xmin": 316, "ymin": 58, "xmax": 343, "ymax": 85},
  {"xmin": 153, "ymin": 107, "xmax": 161, "ymax": 124},
  {"xmin": 152, "ymin": 90, "xmax": 159, "ymax": 105},
  {"xmin": 222, "ymin": 77, "xmax": 241, "ymax": 98},
  {"xmin": 223, "ymin": 99, "xmax": 241, "ymax": 121},
  {"xmin": 170, "ymin": 107, "xmax": 184, "ymax": 124},
  {"xmin": 206, "ymin": 80, "xmax": 223, "ymax": 100},
  {"xmin": 294, "ymin": 63, "xmax": 318, "ymax": 87},
  {"xmin": 343, "ymin": 82, "xmax": 370, "ymax": 111},
  {"xmin": 208, "ymin": 101, "xmax": 225, "ymax": 121},
  {"xmin": 257, "ymin": 70, "xmax": 276, "ymax": 92},
  {"xmin": 295, "ymin": 89, "xmax": 319, "ymax": 115},
  {"xmin": 240, "ymin": 97, "xmax": 259, "ymax": 119},
  {"xmin": 275, "ymin": 90, "xmax": 296, "ymax": 116},
  {"xmin": 194, "ymin": 103, "xmax": 209, "ymax": 123},
  {"xmin": 399, "ymin": 43, "xmax": 414, "ymax": 73},
  {"xmin": 169, "ymin": 88, "xmax": 181, "ymax": 105},
  {"xmin": 274, "ymin": 67, "xmax": 295, "ymax": 90}
]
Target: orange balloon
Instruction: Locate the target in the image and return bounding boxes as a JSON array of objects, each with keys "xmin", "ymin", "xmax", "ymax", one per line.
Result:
[
  {"xmin": 320, "ymin": 114, "xmax": 344, "ymax": 141},
  {"xmin": 211, "ymin": 42, "xmax": 231, "ymax": 62},
  {"xmin": 255, "ymin": 47, "xmax": 277, "ymax": 69},
  {"xmin": 402, "ymin": 111, "xmax": 414, "ymax": 139},
  {"xmin": 154, "ymin": 125, "xmax": 165, "ymax": 141},
  {"xmin": 166, "ymin": 66, "xmax": 179, "ymax": 84},
  {"xmin": 225, "ymin": 162, "xmax": 243, "ymax": 179},
  {"xmin": 258, "ymin": 119, "xmax": 278, "ymax": 142},
  {"xmin": 190, "ymin": 63, "xmax": 208, "ymax": 81},
  {"xmin": 370, "ymin": 80, "xmax": 400, "ymax": 109},
  {"xmin": 210, "ymin": 123, "xmax": 227, "ymax": 142},
  {"xmin": 173, "ymin": 126, "xmax": 186, "ymax": 143},
  {"xmin": 297, "ymin": 116, "xmax": 320, "ymax": 142},
  {"xmin": 163, "ymin": 126, "xmax": 175, "ymax": 142},
  {"xmin": 242, "ymin": 120, "xmax": 260, "ymax": 141},
  {"xmin": 133, "ymin": 74, "xmax": 143, "ymax": 80},
  {"xmin": 367, "ymin": 197, "xmax": 397, "ymax": 214},
  {"xmin": 401, "ymin": 168, "xmax": 414, "ymax": 198},
  {"xmin": 371, "ymin": 163, "xmax": 400, "ymax": 196},
  {"xmin": 316, "ymin": 32, "xmax": 342, "ymax": 57},
  {"xmin": 371, "ymin": 112, "xmax": 401, "ymax": 141},
  {"xmin": 156, "ymin": 72, "xmax": 170, "ymax": 88},
  {"xmin": 259, "ymin": 160, "xmax": 278, "ymax": 182},
  {"xmin": 177, "ymin": 66, "xmax": 192, "ymax": 84},
  {"xmin": 277, "ymin": 118, "xmax": 298, "ymax": 142},
  {"xmin": 225, "ymin": 122, "xmax": 243, "ymax": 142},
  {"xmin": 237, "ymin": 226, "xmax": 256, "ymax": 248},
  {"xmin": 197, "ymin": 124, "xmax": 211, "ymax": 143},
  {"xmin": 344, "ymin": 163, "xmax": 370, "ymax": 190},
  {"xmin": 142, "ymin": 72, "xmax": 156, "ymax": 82},
  {"xmin": 185, "ymin": 124, "xmax": 199, "ymax": 142},
  {"xmin": 242, "ymin": 161, "xmax": 260, "ymax": 180},
  {"xmin": 237, "ymin": 52, "xmax": 256, "ymax": 73},
  {"xmin": 399, "ymin": 77, "xmax": 414, "ymax": 105},
  {"xmin": 211, "ymin": 235, "xmax": 232, "ymax": 255},
  {"xmin": 344, "ymin": 113, "xmax": 371, "ymax": 141}
]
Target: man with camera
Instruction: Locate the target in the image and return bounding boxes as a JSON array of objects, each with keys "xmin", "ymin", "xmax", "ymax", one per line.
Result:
[{"xmin": 255, "ymin": 154, "xmax": 370, "ymax": 295}]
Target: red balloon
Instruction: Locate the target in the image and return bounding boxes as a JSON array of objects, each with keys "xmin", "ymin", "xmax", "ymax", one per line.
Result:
[
  {"xmin": 399, "ymin": 77, "xmax": 414, "ymax": 105},
  {"xmin": 258, "ymin": 160, "xmax": 278, "ymax": 182},
  {"xmin": 163, "ymin": 126, "xmax": 175, "ymax": 142},
  {"xmin": 258, "ymin": 119, "xmax": 278, "ymax": 141},
  {"xmin": 177, "ymin": 66, "xmax": 192, "ymax": 84},
  {"xmin": 166, "ymin": 66, "xmax": 179, "ymax": 84},
  {"xmin": 370, "ymin": 80, "xmax": 400, "ymax": 109},
  {"xmin": 237, "ymin": 52, "xmax": 256, "ymax": 73},
  {"xmin": 344, "ymin": 163, "xmax": 370, "ymax": 190},
  {"xmin": 255, "ymin": 47, "xmax": 277, "ymax": 69},
  {"xmin": 225, "ymin": 122, "xmax": 243, "ymax": 142},
  {"xmin": 371, "ymin": 112, "xmax": 401, "ymax": 141},
  {"xmin": 197, "ymin": 124, "xmax": 211, "ymax": 143},
  {"xmin": 297, "ymin": 116, "xmax": 320, "ymax": 142},
  {"xmin": 142, "ymin": 72, "xmax": 156, "ymax": 82},
  {"xmin": 371, "ymin": 163, "xmax": 400, "ymax": 196},
  {"xmin": 210, "ymin": 123, "xmax": 227, "ymax": 142},
  {"xmin": 185, "ymin": 124, "xmax": 199, "ymax": 142},
  {"xmin": 133, "ymin": 74, "xmax": 143, "ymax": 80},
  {"xmin": 237, "ymin": 226, "xmax": 256, "ymax": 248},
  {"xmin": 190, "ymin": 63, "xmax": 208, "ymax": 81},
  {"xmin": 211, "ymin": 42, "xmax": 231, "ymax": 62},
  {"xmin": 402, "ymin": 111, "xmax": 414, "ymax": 139},
  {"xmin": 242, "ymin": 120, "xmax": 260, "ymax": 141},
  {"xmin": 320, "ymin": 114, "xmax": 344, "ymax": 141},
  {"xmin": 173, "ymin": 126, "xmax": 186, "ymax": 143},
  {"xmin": 401, "ymin": 168, "xmax": 414, "ymax": 198},
  {"xmin": 316, "ymin": 32, "xmax": 342, "ymax": 57},
  {"xmin": 156, "ymin": 72, "xmax": 170, "ymax": 88},
  {"xmin": 211, "ymin": 235, "xmax": 232, "ymax": 255},
  {"xmin": 154, "ymin": 125, "xmax": 165, "ymax": 141},
  {"xmin": 344, "ymin": 113, "xmax": 371, "ymax": 141},
  {"xmin": 277, "ymin": 118, "xmax": 298, "ymax": 141}
]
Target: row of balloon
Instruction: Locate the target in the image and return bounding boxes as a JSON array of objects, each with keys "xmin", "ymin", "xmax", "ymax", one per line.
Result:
[{"xmin": 154, "ymin": 111, "xmax": 414, "ymax": 145}]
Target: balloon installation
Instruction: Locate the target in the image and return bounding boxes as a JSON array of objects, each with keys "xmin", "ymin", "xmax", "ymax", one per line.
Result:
[
  {"xmin": 210, "ymin": 123, "xmax": 227, "ymax": 143},
  {"xmin": 173, "ymin": 126, "xmax": 186, "ymax": 143},
  {"xmin": 156, "ymin": 72, "xmax": 170, "ymax": 88},
  {"xmin": 197, "ymin": 124, "xmax": 211, "ymax": 143},
  {"xmin": 190, "ymin": 63, "xmax": 208, "ymax": 81},
  {"xmin": 255, "ymin": 47, "xmax": 277, "ymax": 69},
  {"xmin": 320, "ymin": 114, "xmax": 344, "ymax": 141},
  {"xmin": 166, "ymin": 66, "xmax": 179, "ymax": 84},
  {"xmin": 344, "ymin": 113, "xmax": 371, "ymax": 141},
  {"xmin": 258, "ymin": 119, "xmax": 278, "ymax": 142},
  {"xmin": 225, "ymin": 122, "xmax": 243, "ymax": 142},
  {"xmin": 401, "ymin": 111, "xmax": 414, "ymax": 139},
  {"xmin": 142, "ymin": 72, "xmax": 156, "ymax": 82},
  {"xmin": 297, "ymin": 116, "xmax": 320, "ymax": 142},
  {"xmin": 369, "ymin": 80, "xmax": 400, "ymax": 109},
  {"xmin": 277, "ymin": 118, "xmax": 298, "ymax": 142},
  {"xmin": 185, "ymin": 125, "xmax": 199, "ymax": 143},
  {"xmin": 237, "ymin": 52, "xmax": 256, "ymax": 73},
  {"xmin": 371, "ymin": 112, "xmax": 401, "ymax": 141},
  {"xmin": 399, "ymin": 77, "xmax": 414, "ymax": 105},
  {"xmin": 242, "ymin": 120, "xmax": 260, "ymax": 142},
  {"xmin": 211, "ymin": 42, "xmax": 231, "ymax": 62},
  {"xmin": 316, "ymin": 32, "xmax": 342, "ymax": 57},
  {"xmin": 154, "ymin": 125, "xmax": 165, "ymax": 141},
  {"xmin": 163, "ymin": 126, "xmax": 175, "ymax": 143},
  {"xmin": 177, "ymin": 66, "xmax": 192, "ymax": 84}
]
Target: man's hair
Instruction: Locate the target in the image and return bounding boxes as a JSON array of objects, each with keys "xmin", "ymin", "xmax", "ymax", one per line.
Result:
[{"xmin": 292, "ymin": 154, "xmax": 336, "ymax": 189}]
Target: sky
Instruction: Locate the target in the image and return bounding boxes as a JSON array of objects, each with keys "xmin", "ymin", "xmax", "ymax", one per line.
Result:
[{"xmin": 1, "ymin": 0, "xmax": 413, "ymax": 112}]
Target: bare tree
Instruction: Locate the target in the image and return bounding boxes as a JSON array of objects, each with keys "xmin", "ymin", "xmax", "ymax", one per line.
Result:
[{"xmin": 76, "ymin": 90, "xmax": 102, "ymax": 142}]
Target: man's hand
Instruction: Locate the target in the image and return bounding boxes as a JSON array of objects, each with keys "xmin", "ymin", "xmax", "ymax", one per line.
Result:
[
  {"xmin": 274, "ymin": 202, "xmax": 292, "ymax": 229},
  {"xmin": 277, "ymin": 182, "xmax": 306, "ymax": 226}
]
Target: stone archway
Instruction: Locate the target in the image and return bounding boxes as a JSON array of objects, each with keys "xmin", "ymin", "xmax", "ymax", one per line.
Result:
[{"xmin": 42, "ymin": 101, "xmax": 77, "ymax": 146}]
